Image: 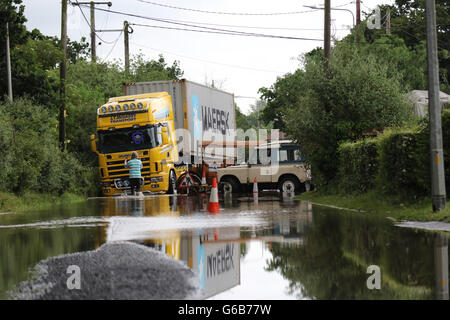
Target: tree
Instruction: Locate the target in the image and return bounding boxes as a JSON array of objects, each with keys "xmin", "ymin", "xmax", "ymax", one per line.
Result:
[
  {"xmin": 361, "ymin": 0, "xmax": 449, "ymax": 93},
  {"xmin": 10, "ymin": 37, "xmax": 62, "ymax": 107},
  {"xmin": 29, "ymin": 28, "xmax": 90, "ymax": 64},
  {"xmin": 128, "ymin": 54, "xmax": 183, "ymax": 82},
  {"xmin": 258, "ymin": 69, "xmax": 305, "ymax": 130},
  {"xmin": 235, "ymin": 104, "xmax": 251, "ymax": 131},
  {"xmin": 284, "ymin": 42, "xmax": 414, "ymax": 188}
]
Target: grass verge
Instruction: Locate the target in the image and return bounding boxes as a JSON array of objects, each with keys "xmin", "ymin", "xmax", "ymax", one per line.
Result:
[
  {"xmin": 297, "ymin": 190, "xmax": 450, "ymax": 222},
  {"xmin": 0, "ymin": 192, "xmax": 86, "ymax": 213}
]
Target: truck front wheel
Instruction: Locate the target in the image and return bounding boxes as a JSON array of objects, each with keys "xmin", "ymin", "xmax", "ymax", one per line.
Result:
[{"xmin": 167, "ymin": 170, "xmax": 177, "ymax": 194}]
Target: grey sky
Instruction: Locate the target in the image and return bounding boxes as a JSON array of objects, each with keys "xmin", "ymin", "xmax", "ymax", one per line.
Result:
[{"xmin": 22, "ymin": 0, "xmax": 394, "ymax": 113}]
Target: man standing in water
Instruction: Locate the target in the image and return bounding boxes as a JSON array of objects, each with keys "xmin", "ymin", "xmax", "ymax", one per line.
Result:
[{"xmin": 124, "ymin": 151, "xmax": 143, "ymax": 196}]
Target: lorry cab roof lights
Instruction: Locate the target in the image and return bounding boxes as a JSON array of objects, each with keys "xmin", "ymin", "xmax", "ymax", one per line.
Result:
[{"xmin": 97, "ymin": 101, "xmax": 149, "ymax": 115}]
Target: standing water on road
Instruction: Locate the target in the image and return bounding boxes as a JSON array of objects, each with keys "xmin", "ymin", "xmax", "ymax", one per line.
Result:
[{"xmin": 0, "ymin": 194, "xmax": 448, "ymax": 300}]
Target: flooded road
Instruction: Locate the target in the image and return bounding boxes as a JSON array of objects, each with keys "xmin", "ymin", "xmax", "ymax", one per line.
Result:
[{"xmin": 0, "ymin": 193, "xmax": 449, "ymax": 300}]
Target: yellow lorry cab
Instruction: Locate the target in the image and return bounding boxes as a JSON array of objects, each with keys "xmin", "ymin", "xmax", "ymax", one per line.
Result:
[{"xmin": 91, "ymin": 92, "xmax": 182, "ymax": 196}]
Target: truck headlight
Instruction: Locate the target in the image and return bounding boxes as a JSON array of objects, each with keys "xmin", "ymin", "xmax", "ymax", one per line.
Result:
[
  {"xmin": 101, "ymin": 106, "xmax": 107, "ymax": 113},
  {"xmin": 123, "ymin": 104, "xmax": 129, "ymax": 111},
  {"xmin": 115, "ymin": 105, "xmax": 121, "ymax": 111},
  {"xmin": 137, "ymin": 102, "xmax": 143, "ymax": 109},
  {"xmin": 108, "ymin": 105, "xmax": 114, "ymax": 112},
  {"xmin": 151, "ymin": 176, "xmax": 163, "ymax": 183},
  {"xmin": 130, "ymin": 103, "xmax": 136, "ymax": 110}
]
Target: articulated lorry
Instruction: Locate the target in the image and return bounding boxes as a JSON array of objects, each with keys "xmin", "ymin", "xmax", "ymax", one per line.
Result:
[{"xmin": 91, "ymin": 79, "xmax": 236, "ymax": 196}]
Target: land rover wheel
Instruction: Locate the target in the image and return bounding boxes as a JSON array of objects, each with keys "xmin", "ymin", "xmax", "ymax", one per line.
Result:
[
  {"xmin": 221, "ymin": 177, "xmax": 240, "ymax": 194},
  {"xmin": 167, "ymin": 170, "xmax": 177, "ymax": 194},
  {"xmin": 279, "ymin": 176, "xmax": 300, "ymax": 194}
]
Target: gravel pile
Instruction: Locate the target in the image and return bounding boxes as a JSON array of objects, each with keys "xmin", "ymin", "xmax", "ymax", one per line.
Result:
[{"xmin": 10, "ymin": 241, "xmax": 199, "ymax": 300}]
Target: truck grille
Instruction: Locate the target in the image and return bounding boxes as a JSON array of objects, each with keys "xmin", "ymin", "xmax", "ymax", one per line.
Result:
[{"xmin": 104, "ymin": 157, "xmax": 152, "ymax": 186}]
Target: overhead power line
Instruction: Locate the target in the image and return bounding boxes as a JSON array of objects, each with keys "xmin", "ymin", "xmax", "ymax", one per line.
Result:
[
  {"xmin": 136, "ymin": 16, "xmax": 350, "ymax": 32},
  {"xmin": 136, "ymin": 0, "xmax": 321, "ymax": 16},
  {"xmin": 76, "ymin": 4, "xmax": 324, "ymax": 41},
  {"xmin": 71, "ymin": 0, "xmax": 118, "ymax": 44},
  {"xmin": 130, "ymin": 22, "xmax": 323, "ymax": 41},
  {"xmin": 99, "ymin": 30, "xmax": 123, "ymax": 62},
  {"xmin": 130, "ymin": 41, "xmax": 288, "ymax": 74}
]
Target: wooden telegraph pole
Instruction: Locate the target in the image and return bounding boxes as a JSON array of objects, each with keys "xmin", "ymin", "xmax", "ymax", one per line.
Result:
[
  {"xmin": 324, "ymin": 0, "xmax": 331, "ymax": 68},
  {"xmin": 6, "ymin": 22, "xmax": 13, "ymax": 102},
  {"xmin": 386, "ymin": 7, "xmax": 391, "ymax": 35},
  {"xmin": 59, "ymin": 0, "xmax": 68, "ymax": 151},
  {"xmin": 425, "ymin": 0, "xmax": 446, "ymax": 211},
  {"xmin": 124, "ymin": 20, "xmax": 130, "ymax": 73}
]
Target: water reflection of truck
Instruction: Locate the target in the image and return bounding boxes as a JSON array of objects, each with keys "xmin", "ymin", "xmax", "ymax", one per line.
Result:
[{"xmin": 91, "ymin": 79, "xmax": 235, "ymax": 196}]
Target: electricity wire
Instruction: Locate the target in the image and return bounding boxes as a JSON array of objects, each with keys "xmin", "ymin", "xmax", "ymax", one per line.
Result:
[
  {"xmin": 75, "ymin": 5, "xmax": 324, "ymax": 41},
  {"xmin": 130, "ymin": 41, "xmax": 288, "ymax": 74},
  {"xmin": 71, "ymin": 0, "xmax": 119, "ymax": 44},
  {"xmin": 136, "ymin": 0, "xmax": 321, "ymax": 16}
]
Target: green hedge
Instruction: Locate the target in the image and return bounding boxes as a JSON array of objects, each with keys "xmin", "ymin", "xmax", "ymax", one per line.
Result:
[
  {"xmin": 337, "ymin": 139, "xmax": 379, "ymax": 194},
  {"xmin": 376, "ymin": 128, "xmax": 429, "ymax": 198},
  {"xmin": 0, "ymin": 98, "xmax": 100, "ymax": 196},
  {"xmin": 337, "ymin": 110, "xmax": 450, "ymax": 199}
]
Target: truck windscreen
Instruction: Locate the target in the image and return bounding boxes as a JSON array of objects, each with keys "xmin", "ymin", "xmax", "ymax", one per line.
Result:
[{"xmin": 98, "ymin": 127, "xmax": 158, "ymax": 154}]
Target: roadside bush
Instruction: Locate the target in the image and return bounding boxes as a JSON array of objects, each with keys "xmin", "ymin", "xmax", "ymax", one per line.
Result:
[
  {"xmin": 336, "ymin": 109, "xmax": 450, "ymax": 200},
  {"xmin": 337, "ymin": 139, "xmax": 378, "ymax": 194},
  {"xmin": 0, "ymin": 98, "xmax": 99, "ymax": 196},
  {"xmin": 66, "ymin": 103, "xmax": 98, "ymax": 167},
  {"xmin": 376, "ymin": 128, "xmax": 429, "ymax": 199}
]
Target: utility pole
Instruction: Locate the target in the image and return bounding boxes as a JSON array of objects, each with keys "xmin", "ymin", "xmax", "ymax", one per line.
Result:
[
  {"xmin": 324, "ymin": 0, "xmax": 331, "ymax": 69},
  {"xmin": 386, "ymin": 7, "xmax": 391, "ymax": 35},
  {"xmin": 356, "ymin": 0, "xmax": 361, "ymax": 42},
  {"xmin": 71, "ymin": 1, "xmax": 112, "ymax": 62},
  {"xmin": 90, "ymin": 2, "xmax": 96, "ymax": 61},
  {"xmin": 60, "ymin": 0, "xmax": 68, "ymax": 151},
  {"xmin": 425, "ymin": 0, "xmax": 446, "ymax": 211},
  {"xmin": 356, "ymin": 0, "xmax": 361, "ymax": 25},
  {"xmin": 5, "ymin": 22, "xmax": 13, "ymax": 102},
  {"xmin": 124, "ymin": 20, "xmax": 130, "ymax": 73}
]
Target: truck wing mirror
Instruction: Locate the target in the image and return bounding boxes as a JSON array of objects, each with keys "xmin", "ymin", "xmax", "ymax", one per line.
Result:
[
  {"xmin": 162, "ymin": 131, "xmax": 169, "ymax": 145},
  {"xmin": 90, "ymin": 134, "xmax": 99, "ymax": 154}
]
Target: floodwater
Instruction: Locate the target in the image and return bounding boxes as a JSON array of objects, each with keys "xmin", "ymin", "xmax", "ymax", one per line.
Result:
[{"xmin": 0, "ymin": 193, "xmax": 449, "ymax": 300}]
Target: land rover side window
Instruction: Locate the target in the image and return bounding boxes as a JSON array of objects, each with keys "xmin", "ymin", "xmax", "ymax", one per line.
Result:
[
  {"xmin": 279, "ymin": 150, "xmax": 288, "ymax": 162},
  {"xmin": 294, "ymin": 149, "xmax": 302, "ymax": 161},
  {"xmin": 279, "ymin": 147, "xmax": 303, "ymax": 163},
  {"xmin": 98, "ymin": 127, "xmax": 158, "ymax": 153}
]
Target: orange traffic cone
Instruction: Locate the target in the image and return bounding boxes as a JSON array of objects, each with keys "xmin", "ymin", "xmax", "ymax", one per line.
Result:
[
  {"xmin": 253, "ymin": 177, "xmax": 259, "ymax": 195},
  {"xmin": 201, "ymin": 170, "xmax": 207, "ymax": 185},
  {"xmin": 208, "ymin": 177, "xmax": 220, "ymax": 214}
]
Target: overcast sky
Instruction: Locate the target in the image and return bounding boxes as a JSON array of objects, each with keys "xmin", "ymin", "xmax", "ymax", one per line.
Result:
[{"xmin": 22, "ymin": 0, "xmax": 394, "ymax": 113}]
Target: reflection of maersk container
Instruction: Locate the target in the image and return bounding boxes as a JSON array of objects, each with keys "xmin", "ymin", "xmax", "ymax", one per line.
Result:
[
  {"xmin": 123, "ymin": 79, "xmax": 236, "ymax": 162},
  {"xmin": 190, "ymin": 228, "xmax": 241, "ymax": 299}
]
